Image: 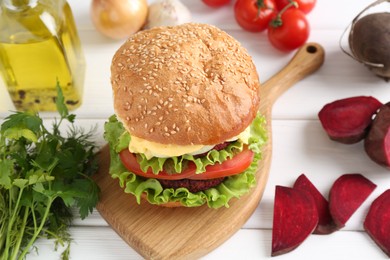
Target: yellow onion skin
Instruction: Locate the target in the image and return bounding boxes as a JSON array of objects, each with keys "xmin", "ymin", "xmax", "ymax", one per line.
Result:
[{"xmin": 91, "ymin": 0, "xmax": 148, "ymax": 39}]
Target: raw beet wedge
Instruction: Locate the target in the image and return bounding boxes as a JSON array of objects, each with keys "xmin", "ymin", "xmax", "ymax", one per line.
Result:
[
  {"xmin": 329, "ymin": 174, "xmax": 377, "ymax": 229},
  {"xmin": 272, "ymin": 185, "xmax": 319, "ymax": 256},
  {"xmin": 293, "ymin": 174, "xmax": 337, "ymax": 234},
  {"xmin": 318, "ymin": 96, "xmax": 382, "ymax": 144},
  {"xmin": 364, "ymin": 102, "xmax": 390, "ymax": 168},
  {"xmin": 364, "ymin": 189, "xmax": 390, "ymax": 257}
]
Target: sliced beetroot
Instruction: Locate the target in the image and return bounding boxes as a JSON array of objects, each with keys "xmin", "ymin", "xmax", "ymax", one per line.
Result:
[
  {"xmin": 329, "ymin": 174, "xmax": 377, "ymax": 229},
  {"xmin": 272, "ymin": 185, "xmax": 319, "ymax": 256},
  {"xmin": 364, "ymin": 189, "xmax": 390, "ymax": 257},
  {"xmin": 318, "ymin": 96, "xmax": 382, "ymax": 144},
  {"xmin": 293, "ymin": 174, "xmax": 337, "ymax": 234},
  {"xmin": 364, "ymin": 102, "xmax": 390, "ymax": 168}
]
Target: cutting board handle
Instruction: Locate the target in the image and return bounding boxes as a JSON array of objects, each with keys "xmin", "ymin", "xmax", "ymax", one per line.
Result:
[{"xmin": 262, "ymin": 42, "xmax": 325, "ymax": 106}]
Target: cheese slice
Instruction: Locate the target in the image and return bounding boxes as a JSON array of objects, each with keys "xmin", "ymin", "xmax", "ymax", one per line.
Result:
[{"xmin": 129, "ymin": 126, "xmax": 251, "ymax": 159}]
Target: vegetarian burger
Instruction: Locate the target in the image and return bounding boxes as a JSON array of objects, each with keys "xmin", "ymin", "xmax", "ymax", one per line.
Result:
[{"xmin": 104, "ymin": 23, "xmax": 267, "ymax": 208}]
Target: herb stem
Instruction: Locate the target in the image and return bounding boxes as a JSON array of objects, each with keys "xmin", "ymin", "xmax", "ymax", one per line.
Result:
[
  {"xmin": 9, "ymin": 206, "xmax": 29, "ymax": 260},
  {"xmin": 5, "ymin": 187, "xmax": 25, "ymax": 258},
  {"xmin": 18, "ymin": 196, "xmax": 55, "ymax": 260}
]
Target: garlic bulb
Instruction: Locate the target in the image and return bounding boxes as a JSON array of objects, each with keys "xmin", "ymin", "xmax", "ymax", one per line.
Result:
[{"xmin": 144, "ymin": 0, "xmax": 191, "ymax": 29}]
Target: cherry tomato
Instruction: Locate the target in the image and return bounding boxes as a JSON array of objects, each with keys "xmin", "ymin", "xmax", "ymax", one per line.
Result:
[
  {"xmin": 119, "ymin": 147, "xmax": 254, "ymax": 180},
  {"xmin": 267, "ymin": 8, "xmax": 309, "ymax": 52},
  {"xmin": 202, "ymin": 0, "xmax": 231, "ymax": 7},
  {"xmin": 275, "ymin": 0, "xmax": 316, "ymax": 14},
  {"xmin": 234, "ymin": 0, "xmax": 277, "ymax": 32}
]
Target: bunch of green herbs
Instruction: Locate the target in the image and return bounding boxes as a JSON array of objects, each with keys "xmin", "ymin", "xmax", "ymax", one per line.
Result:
[{"xmin": 0, "ymin": 84, "xmax": 100, "ymax": 259}]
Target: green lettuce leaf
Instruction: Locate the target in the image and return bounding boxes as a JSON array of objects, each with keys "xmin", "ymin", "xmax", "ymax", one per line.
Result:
[{"xmin": 103, "ymin": 114, "xmax": 267, "ymax": 208}]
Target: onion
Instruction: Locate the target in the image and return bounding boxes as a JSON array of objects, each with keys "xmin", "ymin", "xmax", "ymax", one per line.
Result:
[
  {"xmin": 144, "ymin": 0, "xmax": 191, "ymax": 29},
  {"xmin": 90, "ymin": 0, "xmax": 148, "ymax": 40}
]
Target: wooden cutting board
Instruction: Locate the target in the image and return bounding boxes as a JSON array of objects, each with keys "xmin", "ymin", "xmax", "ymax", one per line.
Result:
[{"xmin": 94, "ymin": 43, "xmax": 325, "ymax": 259}]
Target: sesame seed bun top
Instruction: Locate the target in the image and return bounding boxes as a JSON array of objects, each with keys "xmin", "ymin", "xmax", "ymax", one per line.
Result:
[{"xmin": 110, "ymin": 23, "xmax": 260, "ymax": 146}]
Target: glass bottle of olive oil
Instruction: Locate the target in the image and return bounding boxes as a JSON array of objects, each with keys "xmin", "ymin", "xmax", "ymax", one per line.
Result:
[{"xmin": 0, "ymin": 0, "xmax": 85, "ymax": 111}]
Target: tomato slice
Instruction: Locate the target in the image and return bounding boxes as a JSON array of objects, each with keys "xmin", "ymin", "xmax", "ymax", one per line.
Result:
[
  {"xmin": 119, "ymin": 148, "xmax": 254, "ymax": 180},
  {"xmin": 119, "ymin": 149, "xmax": 196, "ymax": 180},
  {"xmin": 189, "ymin": 148, "xmax": 254, "ymax": 180}
]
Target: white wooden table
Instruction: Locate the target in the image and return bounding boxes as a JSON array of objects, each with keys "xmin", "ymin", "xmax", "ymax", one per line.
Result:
[{"xmin": 2, "ymin": 0, "xmax": 390, "ymax": 259}]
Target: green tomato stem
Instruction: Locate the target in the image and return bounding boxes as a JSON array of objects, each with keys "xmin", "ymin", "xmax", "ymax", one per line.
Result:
[
  {"xmin": 270, "ymin": 0, "xmax": 298, "ymax": 28},
  {"xmin": 256, "ymin": 0, "xmax": 265, "ymax": 7},
  {"xmin": 256, "ymin": 0, "xmax": 274, "ymax": 18}
]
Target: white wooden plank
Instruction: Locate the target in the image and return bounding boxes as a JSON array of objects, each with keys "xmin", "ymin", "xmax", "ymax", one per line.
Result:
[
  {"xmin": 27, "ymin": 227, "xmax": 387, "ymax": 260},
  {"xmin": 27, "ymin": 227, "xmax": 143, "ymax": 260},
  {"xmin": 205, "ymin": 229, "xmax": 387, "ymax": 260}
]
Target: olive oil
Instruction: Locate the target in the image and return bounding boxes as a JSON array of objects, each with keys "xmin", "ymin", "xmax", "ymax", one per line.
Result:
[{"xmin": 0, "ymin": 0, "xmax": 85, "ymax": 111}]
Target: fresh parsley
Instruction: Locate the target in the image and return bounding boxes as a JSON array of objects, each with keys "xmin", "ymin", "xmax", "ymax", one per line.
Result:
[{"xmin": 0, "ymin": 83, "xmax": 100, "ymax": 259}]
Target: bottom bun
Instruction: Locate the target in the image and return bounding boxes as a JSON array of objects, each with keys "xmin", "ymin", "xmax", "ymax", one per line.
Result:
[{"xmin": 141, "ymin": 193, "xmax": 183, "ymax": 208}]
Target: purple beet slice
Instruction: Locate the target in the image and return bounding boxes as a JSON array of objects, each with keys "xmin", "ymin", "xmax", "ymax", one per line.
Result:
[
  {"xmin": 293, "ymin": 174, "xmax": 337, "ymax": 234},
  {"xmin": 364, "ymin": 189, "xmax": 390, "ymax": 257},
  {"xmin": 329, "ymin": 174, "xmax": 377, "ymax": 229},
  {"xmin": 272, "ymin": 185, "xmax": 319, "ymax": 256},
  {"xmin": 364, "ymin": 102, "xmax": 390, "ymax": 168},
  {"xmin": 318, "ymin": 96, "xmax": 382, "ymax": 144}
]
